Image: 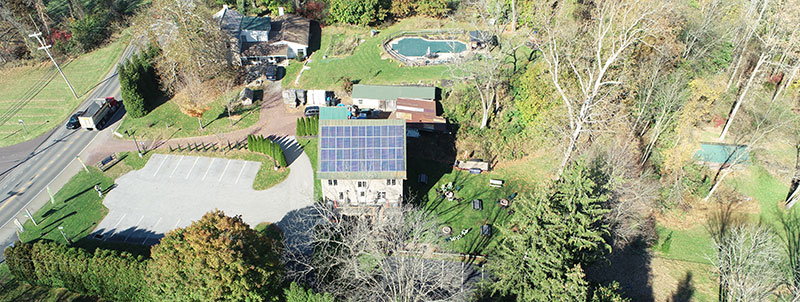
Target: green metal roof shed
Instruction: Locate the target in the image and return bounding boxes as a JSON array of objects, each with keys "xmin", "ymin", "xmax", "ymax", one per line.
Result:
[
  {"xmin": 240, "ymin": 16, "xmax": 271, "ymax": 31},
  {"xmin": 320, "ymin": 107, "xmax": 350, "ymax": 120},
  {"xmin": 352, "ymin": 85, "xmax": 435, "ymax": 100}
]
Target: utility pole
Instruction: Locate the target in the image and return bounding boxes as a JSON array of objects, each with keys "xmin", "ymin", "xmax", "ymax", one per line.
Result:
[
  {"xmin": 28, "ymin": 32, "xmax": 78, "ymax": 99},
  {"xmin": 76, "ymin": 155, "xmax": 88, "ymax": 172}
]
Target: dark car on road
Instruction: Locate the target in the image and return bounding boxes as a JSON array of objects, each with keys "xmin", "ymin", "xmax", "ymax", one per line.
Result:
[
  {"xmin": 304, "ymin": 106, "xmax": 319, "ymax": 117},
  {"xmin": 65, "ymin": 111, "xmax": 84, "ymax": 129}
]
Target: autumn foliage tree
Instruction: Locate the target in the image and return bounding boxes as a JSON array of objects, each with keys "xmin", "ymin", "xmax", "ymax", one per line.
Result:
[{"xmin": 147, "ymin": 210, "xmax": 284, "ymax": 301}]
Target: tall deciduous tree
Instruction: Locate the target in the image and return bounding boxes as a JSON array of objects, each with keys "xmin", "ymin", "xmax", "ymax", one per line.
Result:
[
  {"xmin": 284, "ymin": 205, "xmax": 471, "ymax": 301},
  {"xmin": 530, "ymin": 0, "xmax": 673, "ymax": 177},
  {"xmin": 147, "ymin": 210, "xmax": 284, "ymax": 301},
  {"xmin": 489, "ymin": 162, "xmax": 611, "ymax": 301},
  {"xmin": 136, "ymin": 0, "xmax": 230, "ymax": 96},
  {"xmin": 711, "ymin": 224, "xmax": 786, "ymax": 302}
]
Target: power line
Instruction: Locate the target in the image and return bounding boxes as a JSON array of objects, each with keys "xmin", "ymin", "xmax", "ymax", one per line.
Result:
[{"xmin": 28, "ymin": 32, "xmax": 78, "ymax": 99}]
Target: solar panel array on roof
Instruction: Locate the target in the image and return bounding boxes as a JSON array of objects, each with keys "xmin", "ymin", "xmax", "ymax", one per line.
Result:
[{"xmin": 318, "ymin": 119, "xmax": 406, "ymax": 179}]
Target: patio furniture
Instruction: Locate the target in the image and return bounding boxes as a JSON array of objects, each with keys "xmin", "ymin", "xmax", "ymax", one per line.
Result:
[
  {"xmin": 481, "ymin": 224, "xmax": 492, "ymax": 237},
  {"xmin": 472, "ymin": 199, "xmax": 483, "ymax": 211},
  {"xmin": 489, "ymin": 179, "xmax": 504, "ymax": 188},
  {"xmin": 445, "ymin": 191, "xmax": 455, "ymax": 200}
]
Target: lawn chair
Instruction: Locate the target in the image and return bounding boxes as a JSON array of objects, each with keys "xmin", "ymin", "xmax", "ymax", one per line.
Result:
[
  {"xmin": 472, "ymin": 199, "xmax": 483, "ymax": 211},
  {"xmin": 508, "ymin": 192, "xmax": 518, "ymax": 200},
  {"xmin": 489, "ymin": 179, "xmax": 504, "ymax": 188}
]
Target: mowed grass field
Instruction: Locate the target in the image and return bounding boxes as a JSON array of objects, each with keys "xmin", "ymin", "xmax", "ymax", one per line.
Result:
[
  {"xmin": 650, "ymin": 164, "xmax": 791, "ymax": 301},
  {"xmin": 117, "ymin": 87, "xmax": 261, "ymax": 141},
  {"xmin": 0, "ymin": 36, "xmax": 128, "ymax": 147},
  {"xmin": 283, "ymin": 17, "xmax": 462, "ymax": 91}
]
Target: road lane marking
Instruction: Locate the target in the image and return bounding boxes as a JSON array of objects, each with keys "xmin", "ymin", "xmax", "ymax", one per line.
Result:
[
  {"xmin": 142, "ymin": 217, "xmax": 162, "ymax": 244},
  {"xmin": 218, "ymin": 159, "xmax": 231, "ymax": 182},
  {"xmin": 235, "ymin": 162, "xmax": 247, "ymax": 184},
  {"xmin": 124, "ymin": 215, "xmax": 145, "ymax": 242},
  {"xmin": 152, "ymin": 155, "xmax": 167, "ymax": 177},
  {"xmin": 202, "ymin": 158, "xmax": 216, "ymax": 180},
  {"xmin": 105, "ymin": 213, "xmax": 127, "ymax": 241},
  {"xmin": 169, "ymin": 156, "xmax": 184, "ymax": 178},
  {"xmin": 186, "ymin": 157, "xmax": 199, "ymax": 179},
  {"xmin": 0, "ymin": 43, "xmax": 135, "ymax": 232}
]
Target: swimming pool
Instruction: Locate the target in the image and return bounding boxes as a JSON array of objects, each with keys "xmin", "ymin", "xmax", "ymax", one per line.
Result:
[{"xmin": 391, "ymin": 37, "xmax": 467, "ymax": 57}]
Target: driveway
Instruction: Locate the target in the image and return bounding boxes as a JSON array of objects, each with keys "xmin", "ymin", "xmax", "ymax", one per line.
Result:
[{"xmin": 91, "ymin": 136, "xmax": 313, "ymax": 245}]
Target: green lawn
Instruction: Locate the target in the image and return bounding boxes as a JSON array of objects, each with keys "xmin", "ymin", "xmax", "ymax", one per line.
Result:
[
  {"xmin": 0, "ymin": 35, "xmax": 129, "ymax": 147},
  {"xmin": 651, "ymin": 163, "xmax": 791, "ymax": 301},
  {"xmin": 18, "ymin": 167, "xmax": 113, "ymax": 245},
  {"xmin": 297, "ymin": 138, "xmax": 321, "ymax": 201},
  {"xmin": 407, "ymin": 158, "xmax": 526, "ymax": 255},
  {"xmin": 116, "ymin": 87, "xmax": 261, "ymax": 142},
  {"xmin": 159, "ymin": 149, "xmax": 289, "ymax": 191},
  {"xmin": 282, "ymin": 17, "xmax": 459, "ymax": 91}
]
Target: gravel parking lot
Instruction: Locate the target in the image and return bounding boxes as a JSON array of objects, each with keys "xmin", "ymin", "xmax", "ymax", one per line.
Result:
[{"xmin": 92, "ymin": 140, "xmax": 313, "ymax": 245}]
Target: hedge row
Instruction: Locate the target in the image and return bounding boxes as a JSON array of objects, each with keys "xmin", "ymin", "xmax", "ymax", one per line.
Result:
[
  {"xmin": 5, "ymin": 240, "xmax": 149, "ymax": 302},
  {"xmin": 296, "ymin": 116, "xmax": 319, "ymax": 137},
  {"xmin": 247, "ymin": 135, "xmax": 288, "ymax": 168}
]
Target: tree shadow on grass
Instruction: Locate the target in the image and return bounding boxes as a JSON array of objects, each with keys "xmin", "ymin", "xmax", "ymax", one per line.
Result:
[
  {"xmin": 585, "ymin": 238, "xmax": 654, "ymax": 302},
  {"xmin": 669, "ymin": 272, "xmax": 695, "ymax": 302},
  {"xmin": 61, "ymin": 182, "xmax": 102, "ymax": 204}
]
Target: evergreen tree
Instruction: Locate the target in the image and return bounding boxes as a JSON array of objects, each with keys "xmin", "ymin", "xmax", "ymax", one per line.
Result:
[{"xmin": 489, "ymin": 162, "xmax": 610, "ymax": 301}]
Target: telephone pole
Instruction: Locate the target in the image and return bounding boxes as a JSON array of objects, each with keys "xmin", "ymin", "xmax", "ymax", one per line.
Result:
[{"xmin": 28, "ymin": 32, "xmax": 78, "ymax": 99}]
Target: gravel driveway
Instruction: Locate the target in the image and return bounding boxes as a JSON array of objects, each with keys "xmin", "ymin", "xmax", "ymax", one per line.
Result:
[{"xmin": 91, "ymin": 136, "xmax": 313, "ymax": 245}]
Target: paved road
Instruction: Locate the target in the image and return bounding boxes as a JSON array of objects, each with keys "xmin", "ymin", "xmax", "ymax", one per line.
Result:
[
  {"xmin": 92, "ymin": 137, "xmax": 313, "ymax": 245},
  {"xmin": 0, "ymin": 43, "xmax": 136, "ymax": 260}
]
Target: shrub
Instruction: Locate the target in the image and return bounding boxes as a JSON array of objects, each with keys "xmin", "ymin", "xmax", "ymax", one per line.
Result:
[
  {"xmin": 328, "ymin": 0, "xmax": 388, "ymax": 25},
  {"xmin": 5, "ymin": 240, "xmax": 149, "ymax": 302},
  {"xmin": 248, "ymin": 134, "xmax": 288, "ymax": 168},
  {"xmin": 285, "ymin": 282, "xmax": 334, "ymax": 302}
]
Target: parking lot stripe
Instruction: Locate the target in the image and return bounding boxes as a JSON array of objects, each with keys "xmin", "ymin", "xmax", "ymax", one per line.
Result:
[
  {"xmin": 235, "ymin": 162, "xmax": 247, "ymax": 184},
  {"xmin": 142, "ymin": 217, "xmax": 163, "ymax": 244},
  {"xmin": 124, "ymin": 215, "xmax": 145, "ymax": 242},
  {"xmin": 173, "ymin": 219, "xmax": 181, "ymax": 229},
  {"xmin": 219, "ymin": 159, "xmax": 231, "ymax": 181},
  {"xmin": 105, "ymin": 213, "xmax": 127, "ymax": 241},
  {"xmin": 152, "ymin": 155, "xmax": 167, "ymax": 177},
  {"xmin": 170, "ymin": 155, "xmax": 184, "ymax": 178},
  {"xmin": 202, "ymin": 158, "xmax": 216, "ymax": 180},
  {"xmin": 186, "ymin": 157, "xmax": 200, "ymax": 179}
]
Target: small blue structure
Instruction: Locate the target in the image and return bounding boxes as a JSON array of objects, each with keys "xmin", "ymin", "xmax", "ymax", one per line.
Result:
[{"xmin": 695, "ymin": 143, "xmax": 750, "ymax": 165}]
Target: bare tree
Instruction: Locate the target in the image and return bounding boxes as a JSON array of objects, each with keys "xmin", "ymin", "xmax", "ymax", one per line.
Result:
[
  {"xmin": 530, "ymin": 0, "xmax": 673, "ymax": 177},
  {"xmin": 681, "ymin": 0, "xmax": 741, "ymax": 61},
  {"xmin": 135, "ymin": 0, "xmax": 230, "ymax": 96},
  {"xmin": 283, "ymin": 205, "xmax": 472, "ymax": 302},
  {"xmin": 711, "ymin": 224, "xmax": 786, "ymax": 302},
  {"xmin": 449, "ymin": 0, "xmax": 524, "ymax": 130}
]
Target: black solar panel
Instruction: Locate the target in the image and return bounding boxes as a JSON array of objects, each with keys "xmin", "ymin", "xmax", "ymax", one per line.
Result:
[{"xmin": 320, "ymin": 125, "xmax": 405, "ymax": 173}]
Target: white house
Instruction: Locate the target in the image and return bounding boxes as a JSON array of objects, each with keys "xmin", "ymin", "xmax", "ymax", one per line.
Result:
[{"xmin": 214, "ymin": 6, "xmax": 310, "ymax": 64}]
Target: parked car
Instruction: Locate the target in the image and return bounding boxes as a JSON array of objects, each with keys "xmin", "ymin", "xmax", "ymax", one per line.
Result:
[
  {"xmin": 304, "ymin": 106, "xmax": 320, "ymax": 117},
  {"xmin": 65, "ymin": 111, "xmax": 84, "ymax": 129},
  {"xmin": 265, "ymin": 65, "xmax": 283, "ymax": 81}
]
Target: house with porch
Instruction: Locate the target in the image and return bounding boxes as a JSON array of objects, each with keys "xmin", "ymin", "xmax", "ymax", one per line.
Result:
[
  {"xmin": 213, "ymin": 6, "xmax": 310, "ymax": 64},
  {"xmin": 318, "ymin": 118, "xmax": 407, "ymax": 215}
]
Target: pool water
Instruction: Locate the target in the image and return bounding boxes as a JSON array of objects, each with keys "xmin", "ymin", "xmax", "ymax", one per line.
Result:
[{"xmin": 391, "ymin": 37, "xmax": 467, "ymax": 57}]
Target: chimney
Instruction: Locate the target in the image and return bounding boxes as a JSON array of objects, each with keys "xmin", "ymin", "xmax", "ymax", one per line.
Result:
[{"xmin": 278, "ymin": 7, "xmax": 285, "ymax": 16}]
